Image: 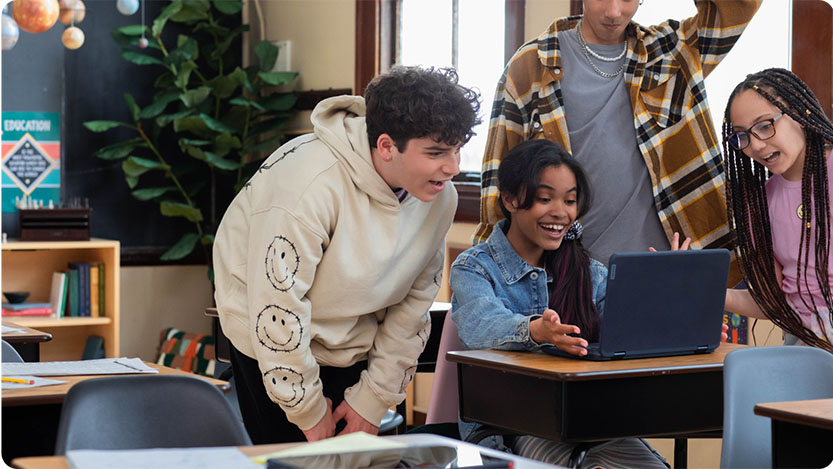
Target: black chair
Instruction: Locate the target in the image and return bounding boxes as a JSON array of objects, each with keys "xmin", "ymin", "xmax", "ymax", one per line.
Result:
[
  {"xmin": 54, "ymin": 375, "xmax": 252, "ymax": 455},
  {"xmin": 2, "ymin": 339, "xmax": 23, "ymax": 362}
]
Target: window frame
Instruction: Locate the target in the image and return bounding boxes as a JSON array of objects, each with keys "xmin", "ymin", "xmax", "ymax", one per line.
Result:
[{"xmin": 354, "ymin": 0, "xmax": 525, "ymax": 222}]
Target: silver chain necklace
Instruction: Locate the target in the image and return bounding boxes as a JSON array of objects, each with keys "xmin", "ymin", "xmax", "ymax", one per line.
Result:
[{"xmin": 575, "ymin": 19, "xmax": 626, "ymax": 79}]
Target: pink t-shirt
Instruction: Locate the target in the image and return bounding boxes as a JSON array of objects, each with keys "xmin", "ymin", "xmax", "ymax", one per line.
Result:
[{"xmin": 766, "ymin": 152, "xmax": 833, "ymax": 344}]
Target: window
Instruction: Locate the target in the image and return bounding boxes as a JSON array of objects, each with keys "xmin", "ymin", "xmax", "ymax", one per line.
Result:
[{"xmin": 397, "ymin": 0, "xmax": 506, "ymax": 173}]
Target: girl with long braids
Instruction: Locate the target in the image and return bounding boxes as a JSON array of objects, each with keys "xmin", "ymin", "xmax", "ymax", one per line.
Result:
[
  {"xmin": 723, "ymin": 68, "xmax": 833, "ymax": 353},
  {"xmin": 449, "ymin": 139, "xmax": 668, "ymax": 467}
]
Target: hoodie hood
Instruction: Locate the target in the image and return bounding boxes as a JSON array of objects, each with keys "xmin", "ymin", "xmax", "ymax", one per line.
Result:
[{"xmin": 311, "ymin": 95, "xmax": 397, "ymax": 206}]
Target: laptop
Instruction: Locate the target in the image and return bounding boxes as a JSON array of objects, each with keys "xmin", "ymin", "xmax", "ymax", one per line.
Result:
[{"xmin": 541, "ymin": 249, "xmax": 730, "ymax": 361}]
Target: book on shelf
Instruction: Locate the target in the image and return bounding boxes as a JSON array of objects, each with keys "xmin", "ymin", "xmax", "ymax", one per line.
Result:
[
  {"xmin": 2, "ymin": 302, "xmax": 51, "ymax": 310},
  {"xmin": 67, "ymin": 267, "xmax": 79, "ymax": 317},
  {"xmin": 90, "ymin": 264, "xmax": 99, "ymax": 317},
  {"xmin": 67, "ymin": 262, "xmax": 91, "ymax": 317},
  {"xmin": 97, "ymin": 262, "xmax": 105, "ymax": 317},
  {"xmin": 49, "ymin": 271, "xmax": 68, "ymax": 318},
  {"xmin": 2, "ymin": 303, "xmax": 53, "ymax": 316}
]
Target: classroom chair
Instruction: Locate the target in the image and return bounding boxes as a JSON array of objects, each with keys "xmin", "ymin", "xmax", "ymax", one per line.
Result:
[
  {"xmin": 2, "ymin": 339, "xmax": 24, "ymax": 362},
  {"xmin": 721, "ymin": 345, "xmax": 833, "ymax": 469},
  {"xmin": 54, "ymin": 375, "xmax": 252, "ymax": 455}
]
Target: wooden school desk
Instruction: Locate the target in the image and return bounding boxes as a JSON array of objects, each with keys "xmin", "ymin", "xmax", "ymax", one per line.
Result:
[
  {"xmin": 11, "ymin": 433, "xmax": 554, "ymax": 469},
  {"xmin": 754, "ymin": 398, "xmax": 833, "ymax": 468},
  {"xmin": 2, "ymin": 319, "xmax": 53, "ymax": 362},
  {"xmin": 1, "ymin": 361, "xmax": 231, "ymax": 463},
  {"xmin": 447, "ymin": 342, "xmax": 745, "ymax": 469}
]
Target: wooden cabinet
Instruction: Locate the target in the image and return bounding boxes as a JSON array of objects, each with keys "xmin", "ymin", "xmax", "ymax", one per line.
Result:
[{"xmin": 2, "ymin": 239, "xmax": 120, "ymax": 360}]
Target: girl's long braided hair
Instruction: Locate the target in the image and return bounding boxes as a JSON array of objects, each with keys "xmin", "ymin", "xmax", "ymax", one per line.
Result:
[{"xmin": 722, "ymin": 68, "xmax": 833, "ymax": 353}]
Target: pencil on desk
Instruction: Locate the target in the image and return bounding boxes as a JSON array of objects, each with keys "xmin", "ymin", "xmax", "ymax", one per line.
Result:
[{"xmin": 2, "ymin": 377, "xmax": 35, "ymax": 384}]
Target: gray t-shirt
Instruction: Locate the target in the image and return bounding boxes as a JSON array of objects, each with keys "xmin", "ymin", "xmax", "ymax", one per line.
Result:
[{"xmin": 559, "ymin": 28, "xmax": 669, "ymax": 264}]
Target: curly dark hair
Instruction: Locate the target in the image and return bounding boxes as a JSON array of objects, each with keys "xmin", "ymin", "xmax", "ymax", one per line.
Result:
[
  {"xmin": 364, "ymin": 66, "xmax": 481, "ymax": 150},
  {"xmin": 722, "ymin": 68, "xmax": 833, "ymax": 353}
]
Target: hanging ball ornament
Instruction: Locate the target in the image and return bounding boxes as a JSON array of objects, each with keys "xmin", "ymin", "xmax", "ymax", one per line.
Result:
[
  {"xmin": 58, "ymin": 0, "xmax": 85, "ymax": 26},
  {"xmin": 61, "ymin": 25, "xmax": 84, "ymax": 49},
  {"xmin": 116, "ymin": 0, "xmax": 139, "ymax": 16},
  {"xmin": 2, "ymin": 14, "xmax": 20, "ymax": 51},
  {"xmin": 137, "ymin": 36, "xmax": 148, "ymax": 48},
  {"xmin": 12, "ymin": 0, "xmax": 60, "ymax": 34}
]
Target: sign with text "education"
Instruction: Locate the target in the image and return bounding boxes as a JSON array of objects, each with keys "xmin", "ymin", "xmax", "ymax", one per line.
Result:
[{"xmin": 1, "ymin": 112, "xmax": 60, "ymax": 213}]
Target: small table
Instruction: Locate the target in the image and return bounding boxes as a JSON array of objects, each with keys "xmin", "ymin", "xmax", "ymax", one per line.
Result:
[
  {"xmin": 2, "ymin": 320, "xmax": 53, "ymax": 361},
  {"xmin": 11, "ymin": 433, "xmax": 554, "ymax": 469},
  {"xmin": 448, "ymin": 343, "xmax": 745, "ymax": 468},
  {"xmin": 1, "ymin": 361, "xmax": 231, "ymax": 463},
  {"xmin": 754, "ymin": 398, "xmax": 833, "ymax": 468}
]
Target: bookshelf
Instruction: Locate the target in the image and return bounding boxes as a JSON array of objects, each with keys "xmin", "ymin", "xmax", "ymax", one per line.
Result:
[{"xmin": 2, "ymin": 238, "xmax": 120, "ymax": 360}]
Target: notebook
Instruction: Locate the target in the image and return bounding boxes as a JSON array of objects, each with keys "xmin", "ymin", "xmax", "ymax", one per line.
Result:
[{"xmin": 542, "ymin": 249, "xmax": 731, "ymax": 361}]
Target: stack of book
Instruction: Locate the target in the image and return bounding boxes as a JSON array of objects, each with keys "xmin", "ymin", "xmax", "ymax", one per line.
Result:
[
  {"xmin": 1, "ymin": 302, "xmax": 52, "ymax": 316},
  {"xmin": 49, "ymin": 261, "xmax": 106, "ymax": 318}
]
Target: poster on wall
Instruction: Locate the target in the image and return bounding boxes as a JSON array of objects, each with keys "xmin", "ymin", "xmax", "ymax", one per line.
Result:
[{"xmin": 1, "ymin": 112, "xmax": 61, "ymax": 212}]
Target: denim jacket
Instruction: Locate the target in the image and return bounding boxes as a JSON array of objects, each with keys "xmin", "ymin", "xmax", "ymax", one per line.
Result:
[
  {"xmin": 449, "ymin": 219, "xmax": 607, "ymax": 446},
  {"xmin": 451, "ymin": 219, "xmax": 607, "ymax": 352}
]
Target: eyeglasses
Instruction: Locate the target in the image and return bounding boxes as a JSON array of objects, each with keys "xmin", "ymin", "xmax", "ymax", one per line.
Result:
[{"xmin": 727, "ymin": 113, "xmax": 784, "ymax": 151}]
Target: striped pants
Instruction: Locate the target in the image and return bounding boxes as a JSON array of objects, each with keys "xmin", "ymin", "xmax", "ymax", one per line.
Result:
[{"xmin": 512, "ymin": 435, "xmax": 668, "ymax": 468}]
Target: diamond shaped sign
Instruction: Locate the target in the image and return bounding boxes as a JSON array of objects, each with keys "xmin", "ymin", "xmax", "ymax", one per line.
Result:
[{"xmin": 2, "ymin": 133, "xmax": 55, "ymax": 195}]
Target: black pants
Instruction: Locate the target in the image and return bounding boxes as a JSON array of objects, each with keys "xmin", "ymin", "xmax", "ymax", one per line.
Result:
[{"xmin": 229, "ymin": 344, "xmax": 367, "ymax": 444}]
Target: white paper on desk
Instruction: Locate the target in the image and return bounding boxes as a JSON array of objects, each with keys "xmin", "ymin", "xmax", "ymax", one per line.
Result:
[
  {"xmin": 251, "ymin": 432, "xmax": 407, "ymax": 464},
  {"xmin": 1, "ymin": 375, "xmax": 65, "ymax": 389},
  {"xmin": 2, "ymin": 357, "xmax": 158, "ymax": 376},
  {"xmin": 1, "ymin": 325, "xmax": 26, "ymax": 333},
  {"xmin": 66, "ymin": 447, "xmax": 259, "ymax": 469}
]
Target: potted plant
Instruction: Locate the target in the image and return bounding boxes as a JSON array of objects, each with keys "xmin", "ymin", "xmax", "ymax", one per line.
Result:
[{"xmin": 84, "ymin": 0, "xmax": 298, "ymax": 277}]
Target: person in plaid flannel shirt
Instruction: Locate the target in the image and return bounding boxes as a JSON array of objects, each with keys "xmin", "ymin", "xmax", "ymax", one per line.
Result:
[{"xmin": 477, "ymin": 0, "xmax": 761, "ymax": 289}]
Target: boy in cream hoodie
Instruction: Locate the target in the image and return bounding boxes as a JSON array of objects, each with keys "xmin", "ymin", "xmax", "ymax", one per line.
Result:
[{"xmin": 213, "ymin": 66, "xmax": 481, "ymax": 443}]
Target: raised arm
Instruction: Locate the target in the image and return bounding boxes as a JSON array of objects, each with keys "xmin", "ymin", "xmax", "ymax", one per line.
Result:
[{"xmin": 686, "ymin": 0, "xmax": 762, "ymax": 77}]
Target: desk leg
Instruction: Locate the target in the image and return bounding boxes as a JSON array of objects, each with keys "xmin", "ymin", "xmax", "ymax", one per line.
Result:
[
  {"xmin": 11, "ymin": 343, "xmax": 39, "ymax": 362},
  {"xmin": 674, "ymin": 438, "xmax": 687, "ymax": 469}
]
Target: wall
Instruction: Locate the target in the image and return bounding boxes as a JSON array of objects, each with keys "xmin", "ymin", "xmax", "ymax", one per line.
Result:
[{"xmin": 119, "ymin": 265, "xmax": 214, "ymax": 361}]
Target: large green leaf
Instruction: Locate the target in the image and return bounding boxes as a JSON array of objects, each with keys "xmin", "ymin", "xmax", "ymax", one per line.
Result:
[
  {"xmin": 255, "ymin": 41, "xmax": 279, "ymax": 73},
  {"xmin": 156, "ymin": 109, "xmax": 193, "ymax": 127},
  {"xmin": 139, "ymin": 93, "xmax": 180, "ymax": 119},
  {"xmin": 166, "ymin": 36, "xmax": 199, "ymax": 68},
  {"xmin": 170, "ymin": 2, "xmax": 209, "ymax": 23},
  {"xmin": 132, "ymin": 187, "xmax": 174, "ymax": 201},
  {"xmin": 124, "ymin": 93, "xmax": 140, "ymax": 122},
  {"xmin": 258, "ymin": 72, "xmax": 298, "ymax": 86},
  {"xmin": 173, "ymin": 116, "xmax": 208, "ymax": 133},
  {"xmin": 174, "ymin": 62, "xmax": 198, "ymax": 90},
  {"xmin": 229, "ymin": 97, "xmax": 265, "ymax": 111},
  {"xmin": 204, "ymin": 151, "xmax": 240, "ymax": 170},
  {"xmin": 122, "ymin": 50, "xmax": 164, "ymax": 66},
  {"xmin": 152, "ymin": 0, "xmax": 183, "ymax": 37},
  {"xmin": 94, "ymin": 139, "xmax": 141, "ymax": 160},
  {"xmin": 161, "ymin": 201, "xmax": 203, "ymax": 222},
  {"xmin": 199, "ymin": 113, "xmax": 235, "ymax": 133},
  {"xmin": 213, "ymin": 0, "xmax": 242, "ymax": 14},
  {"xmin": 180, "ymin": 86, "xmax": 212, "ymax": 108},
  {"xmin": 160, "ymin": 232, "xmax": 201, "ymax": 260},
  {"xmin": 116, "ymin": 25, "xmax": 147, "ymax": 36},
  {"xmin": 214, "ymin": 133, "xmax": 241, "ymax": 157},
  {"xmin": 260, "ymin": 93, "xmax": 298, "ymax": 112},
  {"xmin": 211, "ymin": 67, "xmax": 246, "ymax": 98},
  {"xmin": 84, "ymin": 120, "xmax": 130, "ymax": 132}
]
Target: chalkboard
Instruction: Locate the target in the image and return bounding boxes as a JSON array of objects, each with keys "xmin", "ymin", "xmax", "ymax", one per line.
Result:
[{"xmin": 2, "ymin": 2, "xmax": 241, "ymax": 264}]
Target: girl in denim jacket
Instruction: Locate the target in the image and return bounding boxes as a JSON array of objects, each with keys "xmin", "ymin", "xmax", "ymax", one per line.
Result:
[{"xmin": 450, "ymin": 139, "xmax": 666, "ymax": 468}]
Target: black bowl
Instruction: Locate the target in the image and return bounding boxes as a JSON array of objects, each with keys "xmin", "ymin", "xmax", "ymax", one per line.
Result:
[{"xmin": 3, "ymin": 291, "xmax": 30, "ymax": 304}]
